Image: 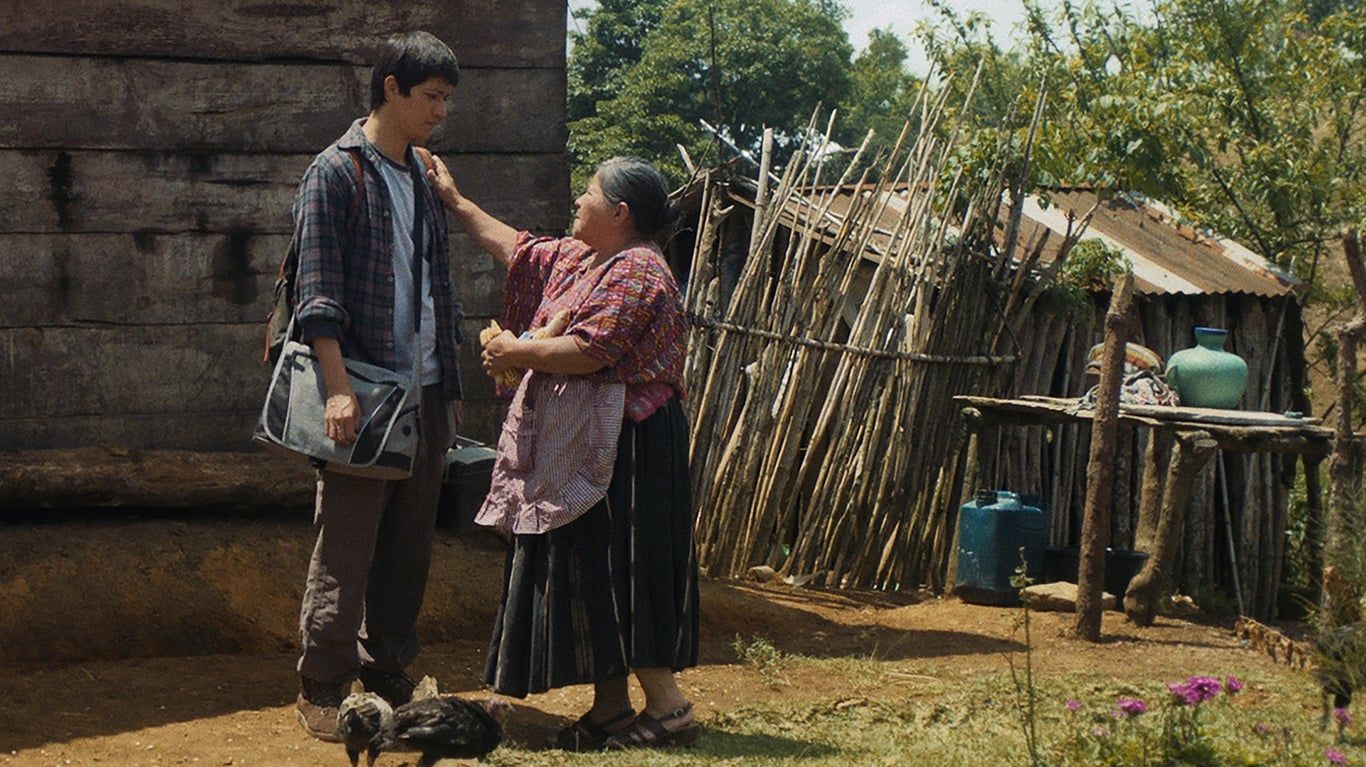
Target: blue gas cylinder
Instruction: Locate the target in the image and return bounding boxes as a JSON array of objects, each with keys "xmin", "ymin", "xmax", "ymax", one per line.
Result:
[{"xmin": 955, "ymin": 490, "xmax": 1048, "ymax": 605}]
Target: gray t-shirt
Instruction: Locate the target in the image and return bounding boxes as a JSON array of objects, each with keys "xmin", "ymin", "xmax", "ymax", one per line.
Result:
[{"xmin": 376, "ymin": 152, "xmax": 440, "ymax": 386}]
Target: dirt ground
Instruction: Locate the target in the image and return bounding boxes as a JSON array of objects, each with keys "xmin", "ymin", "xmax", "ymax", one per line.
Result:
[{"xmin": 0, "ymin": 513, "xmax": 1314, "ymax": 766}]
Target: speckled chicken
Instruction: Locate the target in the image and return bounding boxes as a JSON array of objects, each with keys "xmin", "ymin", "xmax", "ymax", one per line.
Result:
[
  {"xmin": 373, "ymin": 678, "xmax": 509, "ymax": 766},
  {"xmin": 334, "ymin": 681, "xmax": 394, "ymax": 767}
]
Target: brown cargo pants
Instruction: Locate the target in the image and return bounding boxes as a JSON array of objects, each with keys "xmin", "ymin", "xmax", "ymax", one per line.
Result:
[{"xmin": 296, "ymin": 384, "xmax": 452, "ymax": 683}]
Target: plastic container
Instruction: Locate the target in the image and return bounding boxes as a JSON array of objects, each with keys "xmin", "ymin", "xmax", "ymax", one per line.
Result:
[
  {"xmin": 954, "ymin": 490, "xmax": 1048, "ymax": 605},
  {"xmin": 436, "ymin": 436, "xmax": 497, "ymax": 530}
]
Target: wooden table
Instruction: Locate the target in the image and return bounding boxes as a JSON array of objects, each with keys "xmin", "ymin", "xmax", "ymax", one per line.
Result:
[{"xmin": 952, "ymin": 395, "xmax": 1333, "ymax": 624}]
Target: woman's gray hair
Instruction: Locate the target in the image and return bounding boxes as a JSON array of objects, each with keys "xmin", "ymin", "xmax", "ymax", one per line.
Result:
[{"xmin": 595, "ymin": 156, "xmax": 677, "ymax": 239}]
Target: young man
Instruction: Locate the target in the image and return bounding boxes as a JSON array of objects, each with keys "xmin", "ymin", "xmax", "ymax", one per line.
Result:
[{"xmin": 290, "ymin": 31, "xmax": 464, "ymax": 740}]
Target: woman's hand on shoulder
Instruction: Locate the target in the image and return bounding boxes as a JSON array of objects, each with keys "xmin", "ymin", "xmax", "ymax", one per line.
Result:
[{"xmin": 426, "ymin": 153, "xmax": 464, "ymax": 211}]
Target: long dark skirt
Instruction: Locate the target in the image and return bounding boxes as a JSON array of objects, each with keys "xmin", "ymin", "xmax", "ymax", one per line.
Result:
[{"xmin": 484, "ymin": 398, "xmax": 699, "ymax": 698}]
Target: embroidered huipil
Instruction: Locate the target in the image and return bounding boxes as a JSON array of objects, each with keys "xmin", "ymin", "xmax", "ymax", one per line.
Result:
[
  {"xmin": 475, "ymin": 232, "xmax": 688, "ymax": 535},
  {"xmin": 501, "ymin": 232, "xmax": 687, "ymax": 422}
]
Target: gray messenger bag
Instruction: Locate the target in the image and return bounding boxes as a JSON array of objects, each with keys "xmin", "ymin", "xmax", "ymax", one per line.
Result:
[
  {"xmin": 253, "ymin": 329, "xmax": 421, "ymax": 480},
  {"xmin": 253, "ymin": 151, "xmax": 429, "ymax": 480}
]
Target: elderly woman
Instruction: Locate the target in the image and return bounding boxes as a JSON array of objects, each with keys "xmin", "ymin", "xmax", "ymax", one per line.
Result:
[{"xmin": 427, "ymin": 155, "xmax": 699, "ymax": 749}]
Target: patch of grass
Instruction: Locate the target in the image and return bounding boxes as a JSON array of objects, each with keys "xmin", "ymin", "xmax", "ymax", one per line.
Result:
[
  {"xmin": 732, "ymin": 634, "xmax": 789, "ymax": 685},
  {"xmin": 485, "ymin": 671, "xmax": 1364, "ymax": 766}
]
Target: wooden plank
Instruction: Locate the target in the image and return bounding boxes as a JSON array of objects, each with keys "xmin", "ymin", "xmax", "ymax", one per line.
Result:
[
  {"xmin": 0, "ymin": 411, "xmax": 265, "ymax": 452},
  {"xmin": 0, "ymin": 324, "xmax": 274, "ymax": 420},
  {"xmin": 0, "ymin": 400, "xmax": 508, "ymax": 451},
  {"xmin": 0, "ymin": 235, "xmax": 558, "ymax": 327},
  {"xmin": 0, "ymin": 319, "xmax": 503, "ymax": 442},
  {"xmin": 0, "ymin": 0, "xmax": 565, "ymax": 69},
  {"xmin": 0, "ymin": 447, "xmax": 314, "ymax": 509},
  {"xmin": 0, "ymin": 322, "xmax": 501, "ymax": 416},
  {"xmin": 0, "ymin": 150, "xmax": 568, "ymax": 234},
  {"xmin": 0, "ymin": 57, "xmax": 566, "ymax": 153},
  {"xmin": 0, "ymin": 233, "xmax": 287, "ymax": 326},
  {"xmin": 1014, "ymin": 396, "xmax": 1324, "ymax": 427}
]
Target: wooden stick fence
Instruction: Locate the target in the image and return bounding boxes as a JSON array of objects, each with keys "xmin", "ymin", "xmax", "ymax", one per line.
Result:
[{"xmin": 682, "ymin": 79, "xmax": 1089, "ymax": 591}]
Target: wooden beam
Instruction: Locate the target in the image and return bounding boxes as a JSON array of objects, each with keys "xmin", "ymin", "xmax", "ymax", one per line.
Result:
[
  {"xmin": 0, "ymin": 0, "xmax": 565, "ymax": 69},
  {"xmin": 0, "ymin": 149, "xmax": 568, "ymax": 235},
  {"xmin": 1133, "ymin": 430, "xmax": 1170, "ymax": 553},
  {"xmin": 0, "ymin": 398, "xmax": 509, "ymax": 451},
  {"xmin": 953, "ymin": 396, "xmax": 1333, "ymax": 455},
  {"xmin": 0, "ymin": 57, "xmax": 566, "ymax": 153},
  {"xmin": 1075, "ymin": 270, "xmax": 1134, "ymax": 641},
  {"xmin": 1324, "ymin": 229, "xmax": 1366, "ymax": 625},
  {"xmin": 0, "ymin": 321, "xmax": 498, "ymax": 422},
  {"xmin": 0, "ymin": 447, "xmax": 314, "ymax": 510},
  {"xmin": 1124, "ymin": 430, "xmax": 1218, "ymax": 626},
  {"xmin": 0, "ymin": 233, "xmax": 287, "ymax": 326}
]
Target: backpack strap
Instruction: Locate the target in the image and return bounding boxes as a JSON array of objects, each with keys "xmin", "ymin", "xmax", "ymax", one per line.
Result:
[
  {"xmin": 345, "ymin": 148, "xmax": 366, "ymax": 235},
  {"xmin": 262, "ymin": 148, "xmax": 369, "ymax": 363},
  {"xmin": 414, "ymin": 146, "xmax": 436, "ymax": 175}
]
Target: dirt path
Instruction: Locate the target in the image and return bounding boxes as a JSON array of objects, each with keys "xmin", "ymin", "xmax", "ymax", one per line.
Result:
[{"xmin": 0, "ymin": 578, "xmax": 1307, "ymax": 767}]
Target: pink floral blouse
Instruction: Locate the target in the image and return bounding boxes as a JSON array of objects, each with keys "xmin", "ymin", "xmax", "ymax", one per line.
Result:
[{"xmin": 503, "ymin": 231, "xmax": 688, "ymax": 422}]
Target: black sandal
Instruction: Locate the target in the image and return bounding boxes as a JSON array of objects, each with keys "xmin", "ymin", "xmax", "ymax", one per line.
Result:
[
  {"xmin": 554, "ymin": 707, "xmax": 636, "ymax": 751},
  {"xmin": 603, "ymin": 704, "xmax": 699, "ymax": 749}
]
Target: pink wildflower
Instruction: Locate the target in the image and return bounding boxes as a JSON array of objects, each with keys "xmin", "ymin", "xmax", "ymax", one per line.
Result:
[
  {"xmin": 1325, "ymin": 746, "xmax": 1347, "ymax": 765},
  {"xmin": 1116, "ymin": 698, "xmax": 1148, "ymax": 717},
  {"xmin": 1225, "ymin": 676, "xmax": 1243, "ymax": 694},
  {"xmin": 1186, "ymin": 675, "xmax": 1222, "ymax": 702},
  {"xmin": 1335, "ymin": 707, "xmax": 1353, "ymax": 727},
  {"xmin": 1168, "ymin": 681, "xmax": 1201, "ymax": 706},
  {"xmin": 1066, "ymin": 699, "xmax": 1082, "ymax": 712}
]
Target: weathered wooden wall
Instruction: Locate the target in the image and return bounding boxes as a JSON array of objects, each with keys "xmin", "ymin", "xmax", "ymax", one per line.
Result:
[
  {"xmin": 977, "ymin": 293, "xmax": 1304, "ymax": 619},
  {"xmin": 0, "ymin": 1, "xmax": 569, "ymax": 451}
]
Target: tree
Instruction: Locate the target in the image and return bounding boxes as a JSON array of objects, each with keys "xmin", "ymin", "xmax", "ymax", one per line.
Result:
[
  {"xmin": 567, "ymin": 0, "xmax": 669, "ymax": 123},
  {"xmin": 836, "ymin": 28, "xmax": 923, "ymax": 153},
  {"xmin": 921, "ymin": 0, "xmax": 1366, "ymax": 277},
  {"xmin": 567, "ymin": 0, "xmax": 854, "ymax": 188}
]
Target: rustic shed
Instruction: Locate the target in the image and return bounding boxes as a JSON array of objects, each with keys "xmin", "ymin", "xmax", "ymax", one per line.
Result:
[
  {"xmin": 0, "ymin": 1, "xmax": 569, "ymax": 452},
  {"xmin": 679, "ymin": 179, "xmax": 1306, "ymax": 617},
  {"xmin": 986, "ymin": 188, "xmax": 1308, "ymax": 620}
]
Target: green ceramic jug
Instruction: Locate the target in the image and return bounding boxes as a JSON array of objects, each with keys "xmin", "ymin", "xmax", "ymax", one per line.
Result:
[{"xmin": 1165, "ymin": 327, "xmax": 1248, "ymax": 409}]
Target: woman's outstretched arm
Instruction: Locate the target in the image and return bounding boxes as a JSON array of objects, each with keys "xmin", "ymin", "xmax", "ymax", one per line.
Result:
[{"xmin": 427, "ymin": 153, "xmax": 518, "ymax": 267}]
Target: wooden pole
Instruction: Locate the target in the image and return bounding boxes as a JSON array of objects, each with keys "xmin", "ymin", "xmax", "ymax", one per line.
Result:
[
  {"xmin": 1133, "ymin": 430, "xmax": 1170, "ymax": 553},
  {"xmin": 1125, "ymin": 430, "xmax": 1218, "ymax": 626},
  {"xmin": 1075, "ymin": 271, "xmax": 1135, "ymax": 641},
  {"xmin": 1323, "ymin": 229, "xmax": 1366, "ymax": 626}
]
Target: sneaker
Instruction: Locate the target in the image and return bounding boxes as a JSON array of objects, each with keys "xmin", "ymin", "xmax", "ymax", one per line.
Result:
[
  {"xmin": 357, "ymin": 667, "xmax": 417, "ymax": 707},
  {"xmin": 296, "ymin": 676, "xmax": 344, "ymax": 742}
]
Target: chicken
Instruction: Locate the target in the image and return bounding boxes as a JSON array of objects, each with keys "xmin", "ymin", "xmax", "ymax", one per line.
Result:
[
  {"xmin": 1312, "ymin": 621, "xmax": 1364, "ymax": 739},
  {"xmin": 480, "ymin": 309, "xmax": 571, "ymax": 389},
  {"xmin": 411, "ymin": 674, "xmax": 441, "ymax": 702},
  {"xmin": 335, "ymin": 680, "xmax": 395, "ymax": 767},
  {"xmin": 373, "ymin": 690, "xmax": 509, "ymax": 766}
]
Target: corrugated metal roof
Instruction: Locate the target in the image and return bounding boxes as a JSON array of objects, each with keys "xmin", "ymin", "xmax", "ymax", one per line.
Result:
[
  {"xmin": 724, "ymin": 184, "xmax": 1299, "ymax": 297},
  {"xmin": 1014, "ymin": 188, "xmax": 1299, "ymax": 297}
]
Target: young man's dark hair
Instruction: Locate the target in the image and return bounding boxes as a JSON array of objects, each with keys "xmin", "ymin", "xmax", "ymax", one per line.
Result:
[{"xmin": 368, "ymin": 31, "xmax": 461, "ymax": 110}]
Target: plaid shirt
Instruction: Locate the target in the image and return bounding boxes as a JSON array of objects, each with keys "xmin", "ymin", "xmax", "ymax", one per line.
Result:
[{"xmin": 293, "ymin": 119, "xmax": 464, "ymax": 401}]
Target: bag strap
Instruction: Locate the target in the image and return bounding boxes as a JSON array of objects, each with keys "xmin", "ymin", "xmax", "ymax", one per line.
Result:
[
  {"xmin": 264, "ymin": 150, "xmax": 368, "ymax": 363},
  {"xmin": 282, "ymin": 149, "xmax": 366, "ymax": 281},
  {"xmin": 405, "ymin": 148, "xmax": 428, "ymax": 384}
]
